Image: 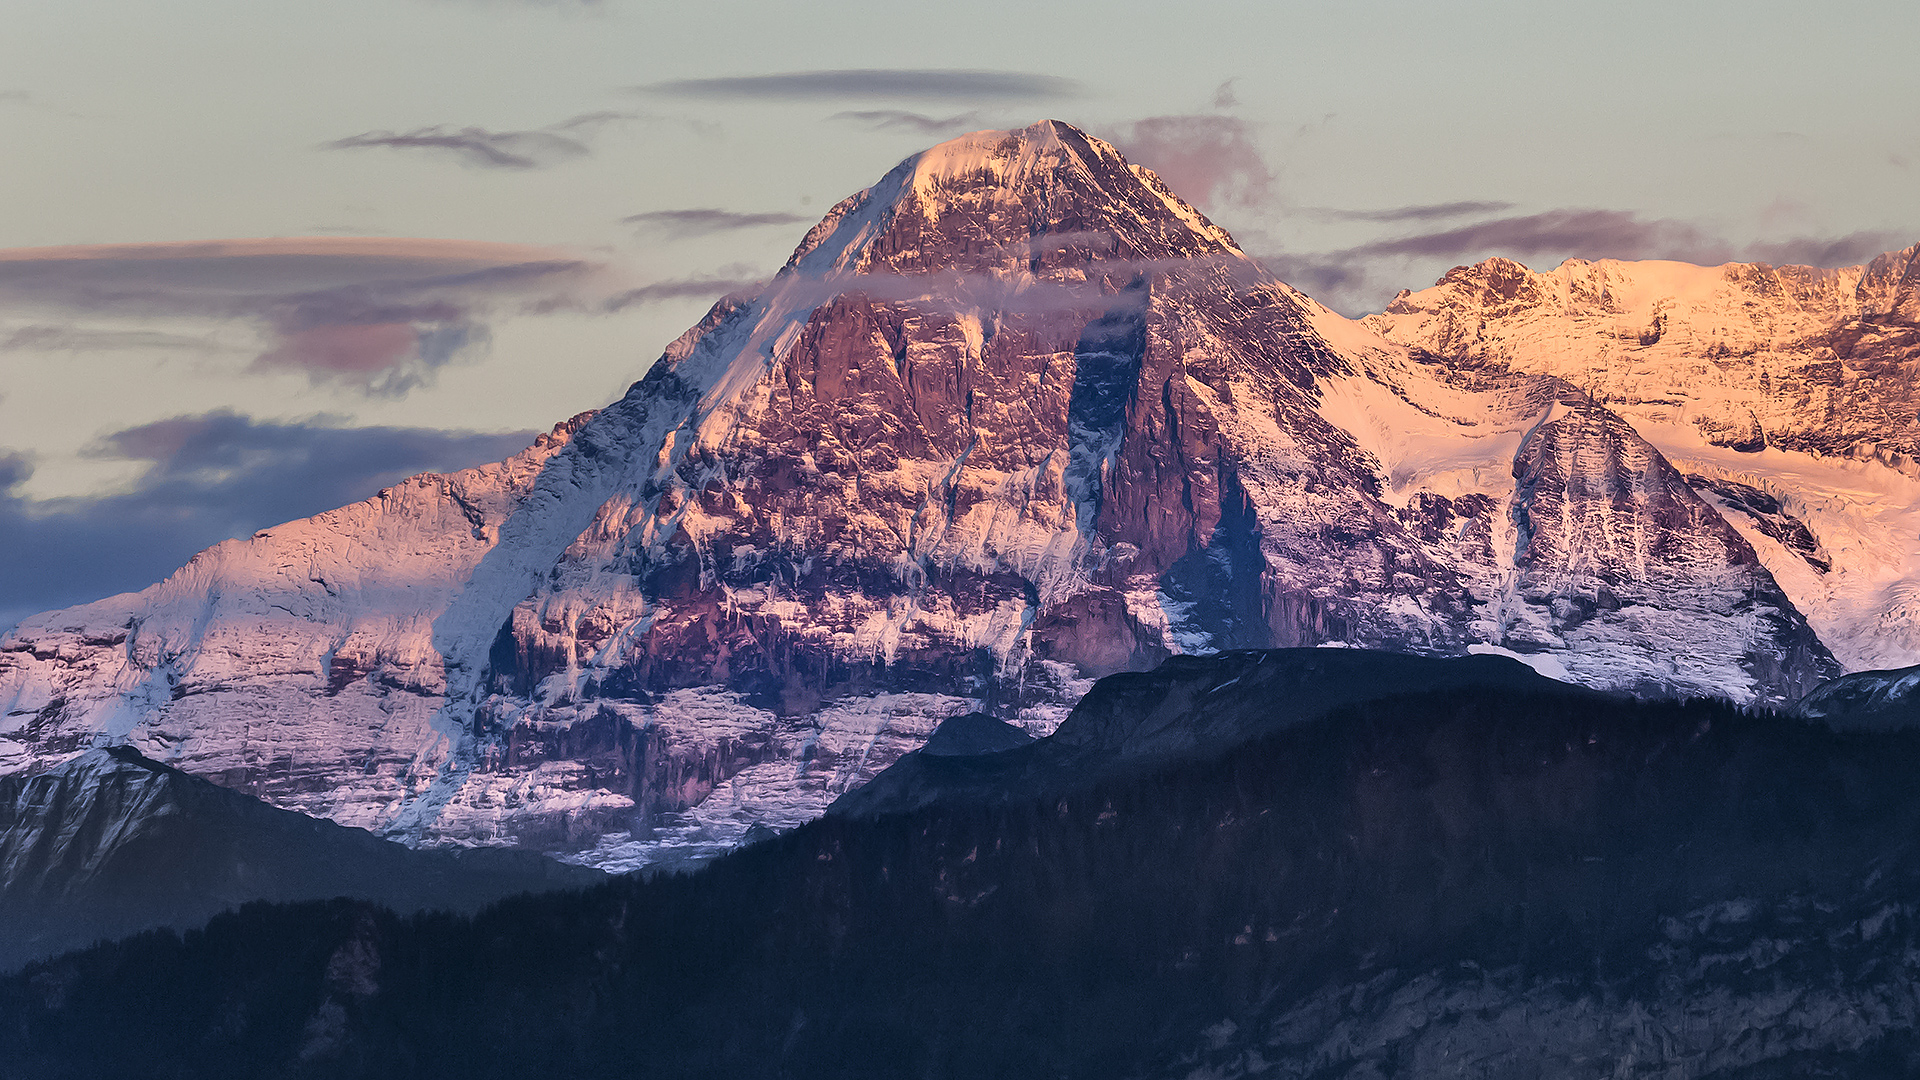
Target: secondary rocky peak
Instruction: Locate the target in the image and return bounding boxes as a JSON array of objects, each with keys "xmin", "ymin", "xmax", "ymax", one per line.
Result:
[{"xmin": 1861, "ymin": 242, "xmax": 1920, "ymax": 321}]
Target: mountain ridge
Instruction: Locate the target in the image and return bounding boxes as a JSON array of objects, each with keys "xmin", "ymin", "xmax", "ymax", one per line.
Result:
[
  {"xmin": 0, "ymin": 744, "xmax": 601, "ymax": 971},
  {"xmin": 0, "ymin": 121, "xmax": 1893, "ymax": 868}
]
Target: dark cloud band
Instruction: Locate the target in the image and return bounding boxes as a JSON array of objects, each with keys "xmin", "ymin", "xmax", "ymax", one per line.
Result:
[
  {"xmin": 828, "ymin": 110, "xmax": 984, "ymax": 135},
  {"xmin": 639, "ymin": 69, "xmax": 1079, "ymax": 102},
  {"xmin": 324, "ymin": 112, "xmax": 631, "ymax": 170},
  {"xmin": 622, "ymin": 209, "xmax": 811, "ymax": 238},
  {"xmin": 1260, "ymin": 209, "xmax": 1912, "ymax": 316},
  {"xmin": 1319, "ymin": 201, "xmax": 1518, "ymax": 223},
  {"xmin": 0, "ymin": 238, "xmax": 599, "ymax": 396},
  {"xmin": 602, "ymin": 275, "xmax": 763, "ymax": 311}
]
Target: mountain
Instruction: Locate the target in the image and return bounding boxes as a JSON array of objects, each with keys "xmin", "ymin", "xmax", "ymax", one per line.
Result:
[
  {"xmin": 1369, "ymin": 249, "xmax": 1920, "ymax": 672},
  {"xmin": 1792, "ymin": 661, "xmax": 1920, "ymax": 730},
  {"xmin": 10, "ymin": 652, "xmax": 1920, "ymax": 1079},
  {"xmin": 0, "ymin": 746, "xmax": 601, "ymax": 971},
  {"xmin": 830, "ymin": 647, "xmax": 1591, "ymax": 819},
  {"xmin": 0, "ymin": 121, "xmax": 1868, "ymax": 869}
]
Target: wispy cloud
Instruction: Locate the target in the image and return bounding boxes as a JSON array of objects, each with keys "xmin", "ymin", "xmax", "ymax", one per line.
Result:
[
  {"xmin": 0, "ymin": 414, "xmax": 538, "ymax": 626},
  {"xmin": 602, "ymin": 274, "xmax": 764, "ymax": 312},
  {"xmin": 0, "ymin": 324, "xmax": 228, "ymax": 352},
  {"xmin": 1109, "ymin": 113, "xmax": 1274, "ymax": 212},
  {"xmin": 1746, "ymin": 231, "xmax": 1911, "ymax": 268},
  {"xmin": 623, "ymin": 209, "xmax": 810, "ymax": 239},
  {"xmin": 0, "ymin": 238, "xmax": 605, "ymax": 395},
  {"xmin": 1259, "ymin": 208, "xmax": 1913, "ymax": 315},
  {"xmin": 1315, "ymin": 201, "xmax": 1517, "ymax": 223},
  {"xmin": 828, "ymin": 110, "xmax": 984, "ymax": 135},
  {"xmin": 324, "ymin": 111, "xmax": 631, "ymax": 170},
  {"xmin": 1332, "ymin": 209, "xmax": 1726, "ymax": 263},
  {"xmin": 638, "ymin": 69, "xmax": 1079, "ymax": 102}
]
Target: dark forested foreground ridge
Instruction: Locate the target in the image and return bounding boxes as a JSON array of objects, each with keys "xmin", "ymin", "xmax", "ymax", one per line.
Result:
[
  {"xmin": 0, "ymin": 747, "xmax": 603, "ymax": 971},
  {"xmin": 9, "ymin": 665, "xmax": 1920, "ymax": 1078}
]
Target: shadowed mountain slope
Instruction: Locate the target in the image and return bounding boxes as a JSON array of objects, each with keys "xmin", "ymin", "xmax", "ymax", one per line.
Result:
[
  {"xmin": 6, "ymin": 652, "xmax": 1920, "ymax": 1078},
  {"xmin": 0, "ymin": 747, "xmax": 601, "ymax": 971},
  {"xmin": 830, "ymin": 647, "xmax": 1595, "ymax": 818}
]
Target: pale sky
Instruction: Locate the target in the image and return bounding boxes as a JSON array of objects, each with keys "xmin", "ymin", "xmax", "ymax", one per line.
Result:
[{"xmin": 2, "ymin": 0, "xmax": 1917, "ymax": 626}]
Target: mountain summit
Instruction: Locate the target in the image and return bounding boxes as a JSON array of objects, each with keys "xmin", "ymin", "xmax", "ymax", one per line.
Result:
[{"xmin": 0, "ymin": 122, "xmax": 1847, "ymax": 866}]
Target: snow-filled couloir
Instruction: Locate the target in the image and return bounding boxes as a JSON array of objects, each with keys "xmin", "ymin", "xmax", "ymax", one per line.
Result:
[{"xmin": 0, "ymin": 122, "xmax": 1849, "ymax": 867}]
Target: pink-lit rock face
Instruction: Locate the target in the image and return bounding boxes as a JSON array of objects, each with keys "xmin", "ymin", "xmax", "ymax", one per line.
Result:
[
  {"xmin": 1368, "ymin": 247, "xmax": 1920, "ymax": 673},
  {"xmin": 1369, "ymin": 248, "xmax": 1920, "ymax": 461},
  {"xmin": 0, "ymin": 122, "xmax": 1847, "ymax": 867}
]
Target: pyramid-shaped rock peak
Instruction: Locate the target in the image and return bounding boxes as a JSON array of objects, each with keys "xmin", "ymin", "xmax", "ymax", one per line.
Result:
[
  {"xmin": 0, "ymin": 125, "xmax": 1842, "ymax": 869},
  {"xmin": 782, "ymin": 120, "xmax": 1244, "ymax": 280}
]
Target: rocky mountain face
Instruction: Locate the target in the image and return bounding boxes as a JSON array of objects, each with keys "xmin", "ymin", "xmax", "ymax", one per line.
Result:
[
  {"xmin": 1369, "ymin": 248, "xmax": 1920, "ymax": 461},
  {"xmin": 0, "ymin": 122, "xmax": 1862, "ymax": 867},
  {"xmin": 0, "ymin": 746, "xmax": 600, "ymax": 971},
  {"xmin": 1792, "ymin": 661, "xmax": 1920, "ymax": 730},
  {"xmin": 1369, "ymin": 248, "xmax": 1920, "ymax": 671}
]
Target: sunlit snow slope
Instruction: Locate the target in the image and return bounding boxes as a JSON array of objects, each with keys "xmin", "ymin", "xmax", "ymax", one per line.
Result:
[{"xmin": 1369, "ymin": 250, "xmax": 1920, "ymax": 671}]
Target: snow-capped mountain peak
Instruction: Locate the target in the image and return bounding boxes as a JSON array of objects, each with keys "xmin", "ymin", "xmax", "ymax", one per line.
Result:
[{"xmin": 0, "ymin": 125, "xmax": 1862, "ymax": 869}]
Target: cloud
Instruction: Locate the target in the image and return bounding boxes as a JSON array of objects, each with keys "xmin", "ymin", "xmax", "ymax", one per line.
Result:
[
  {"xmin": 0, "ymin": 324, "xmax": 227, "ymax": 352},
  {"xmin": 0, "ymin": 414, "xmax": 538, "ymax": 628},
  {"xmin": 828, "ymin": 110, "xmax": 984, "ymax": 136},
  {"xmin": 430, "ymin": 0, "xmax": 604, "ymax": 7},
  {"xmin": 623, "ymin": 209, "xmax": 811, "ymax": 239},
  {"xmin": 638, "ymin": 69, "xmax": 1079, "ymax": 102},
  {"xmin": 1316, "ymin": 201, "xmax": 1518, "ymax": 223},
  {"xmin": 602, "ymin": 274, "xmax": 764, "ymax": 312},
  {"xmin": 1259, "ymin": 208, "xmax": 1914, "ymax": 316},
  {"xmin": 1334, "ymin": 209, "xmax": 1728, "ymax": 264},
  {"xmin": 1108, "ymin": 114, "xmax": 1275, "ymax": 211},
  {"xmin": 324, "ymin": 111, "xmax": 631, "ymax": 170},
  {"xmin": 1745, "ymin": 230, "xmax": 1911, "ymax": 269},
  {"xmin": 0, "ymin": 450, "xmax": 29, "ymax": 491},
  {"xmin": 0, "ymin": 238, "xmax": 603, "ymax": 395}
]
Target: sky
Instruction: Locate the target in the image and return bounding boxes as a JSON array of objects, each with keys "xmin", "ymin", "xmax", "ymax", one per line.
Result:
[{"xmin": 1, "ymin": 0, "xmax": 1917, "ymax": 628}]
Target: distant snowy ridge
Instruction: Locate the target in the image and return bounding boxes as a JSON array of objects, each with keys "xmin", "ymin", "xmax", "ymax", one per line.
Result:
[{"xmin": 1369, "ymin": 248, "xmax": 1920, "ymax": 671}]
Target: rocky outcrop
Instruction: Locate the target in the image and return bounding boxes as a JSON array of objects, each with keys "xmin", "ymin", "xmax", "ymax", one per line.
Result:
[{"xmin": 1793, "ymin": 662, "xmax": 1920, "ymax": 730}]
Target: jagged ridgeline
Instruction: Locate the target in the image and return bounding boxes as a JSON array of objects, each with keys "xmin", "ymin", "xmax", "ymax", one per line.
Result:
[
  {"xmin": 6, "ymin": 120, "xmax": 1913, "ymax": 870},
  {"xmin": 7, "ymin": 656, "xmax": 1920, "ymax": 1079}
]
